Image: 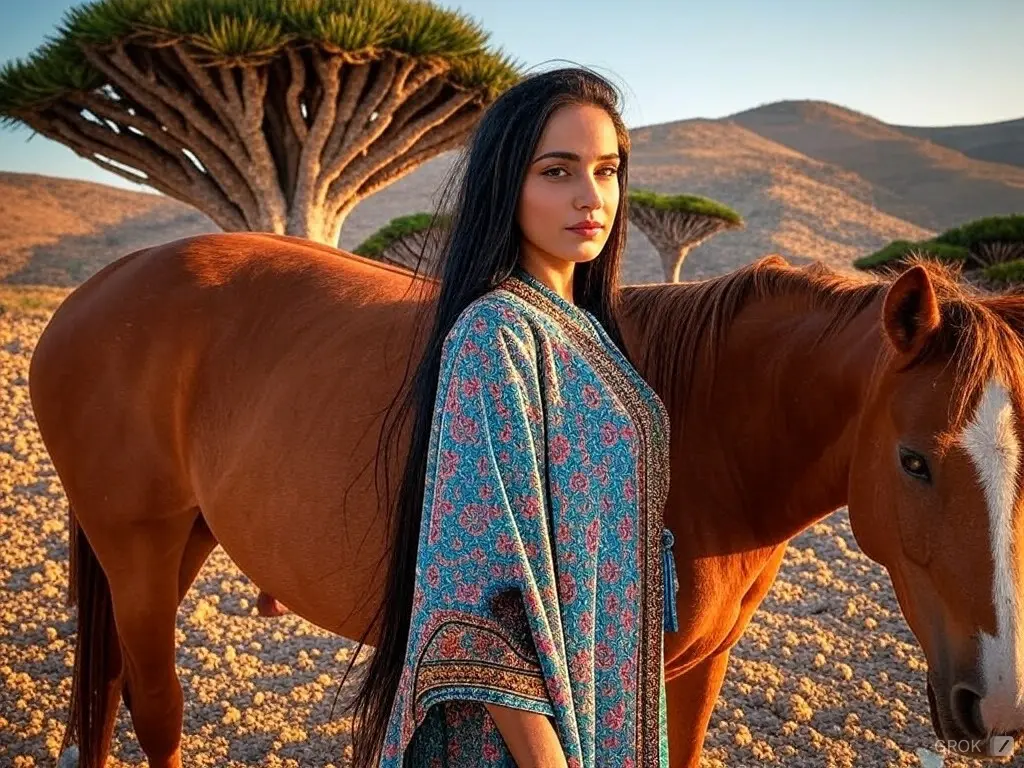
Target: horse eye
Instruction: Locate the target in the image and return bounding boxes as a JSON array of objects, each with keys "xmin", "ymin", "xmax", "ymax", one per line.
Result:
[{"xmin": 899, "ymin": 447, "xmax": 931, "ymax": 481}]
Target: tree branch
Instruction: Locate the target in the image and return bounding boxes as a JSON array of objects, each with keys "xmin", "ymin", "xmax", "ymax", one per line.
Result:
[
  {"xmin": 81, "ymin": 43, "xmax": 265, "ymax": 226},
  {"xmin": 85, "ymin": 45, "xmax": 236, "ymax": 162},
  {"xmin": 263, "ymin": 90, "xmax": 301, "ymax": 204},
  {"xmin": 385, "ymin": 77, "xmax": 446, "ymax": 134},
  {"xmin": 320, "ymin": 57, "xmax": 437, "ymax": 189},
  {"xmin": 60, "ymin": 110, "xmax": 245, "ymax": 230},
  {"xmin": 70, "ymin": 95, "xmax": 203, "ymax": 182},
  {"xmin": 338, "ymin": 57, "xmax": 407, "ymax": 150},
  {"xmin": 351, "ymin": 112, "xmax": 475, "ymax": 201},
  {"xmin": 288, "ymin": 51, "xmax": 342, "ymax": 233},
  {"xmin": 327, "ymin": 92, "xmax": 475, "ymax": 206},
  {"xmin": 51, "ymin": 103, "xmax": 182, "ymax": 182},
  {"xmin": 25, "ymin": 111, "xmax": 245, "ymax": 231},
  {"xmin": 239, "ymin": 65, "xmax": 288, "ymax": 230},
  {"xmin": 189, "ymin": 57, "xmax": 283, "ymax": 229},
  {"xmin": 320, "ymin": 61, "xmax": 370, "ymax": 164},
  {"xmin": 284, "ymin": 48, "xmax": 309, "ymax": 143},
  {"xmin": 165, "ymin": 45, "xmax": 243, "ymax": 146},
  {"xmin": 217, "ymin": 66, "xmax": 245, "ymax": 118},
  {"xmin": 87, "ymin": 43, "xmax": 286, "ymax": 231},
  {"xmin": 69, "ymin": 90, "xmax": 258, "ymax": 224}
]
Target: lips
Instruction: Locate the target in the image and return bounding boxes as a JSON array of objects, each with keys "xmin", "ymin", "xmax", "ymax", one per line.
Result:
[{"xmin": 566, "ymin": 221, "xmax": 603, "ymax": 235}]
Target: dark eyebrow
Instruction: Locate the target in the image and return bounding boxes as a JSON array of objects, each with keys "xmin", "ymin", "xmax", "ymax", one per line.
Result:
[{"xmin": 531, "ymin": 151, "xmax": 620, "ymax": 164}]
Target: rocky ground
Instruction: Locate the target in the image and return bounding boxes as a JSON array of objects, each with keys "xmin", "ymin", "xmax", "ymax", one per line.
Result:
[{"xmin": 0, "ymin": 285, "xmax": 1000, "ymax": 767}]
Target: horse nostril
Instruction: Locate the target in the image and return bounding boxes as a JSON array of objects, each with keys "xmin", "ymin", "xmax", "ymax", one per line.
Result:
[{"xmin": 951, "ymin": 683, "xmax": 986, "ymax": 739}]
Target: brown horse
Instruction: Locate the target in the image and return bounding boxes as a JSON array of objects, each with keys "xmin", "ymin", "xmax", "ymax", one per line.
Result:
[{"xmin": 28, "ymin": 232, "xmax": 1024, "ymax": 767}]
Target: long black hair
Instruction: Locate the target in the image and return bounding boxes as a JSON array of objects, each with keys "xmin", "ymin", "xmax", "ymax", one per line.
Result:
[{"xmin": 344, "ymin": 65, "xmax": 635, "ymax": 766}]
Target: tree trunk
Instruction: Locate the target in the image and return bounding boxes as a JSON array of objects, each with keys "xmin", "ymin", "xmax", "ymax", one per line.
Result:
[
  {"xmin": 655, "ymin": 245, "xmax": 692, "ymax": 283},
  {"xmin": 326, "ymin": 204, "xmax": 356, "ymax": 249},
  {"xmin": 283, "ymin": 206, "xmax": 333, "ymax": 245}
]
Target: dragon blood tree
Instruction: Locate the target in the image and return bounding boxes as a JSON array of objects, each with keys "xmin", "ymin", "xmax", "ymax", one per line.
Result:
[
  {"xmin": 628, "ymin": 189, "xmax": 743, "ymax": 282},
  {"xmin": 0, "ymin": 0, "xmax": 519, "ymax": 245}
]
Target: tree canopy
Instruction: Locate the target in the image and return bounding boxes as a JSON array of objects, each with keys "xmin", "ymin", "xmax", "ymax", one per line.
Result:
[
  {"xmin": 629, "ymin": 190, "xmax": 743, "ymax": 224},
  {"xmin": 931, "ymin": 214, "xmax": 1024, "ymax": 265},
  {"xmin": 0, "ymin": 0, "xmax": 519, "ymax": 244}
]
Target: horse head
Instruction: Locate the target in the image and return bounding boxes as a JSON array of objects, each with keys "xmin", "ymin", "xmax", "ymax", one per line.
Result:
[{"xmin": 848, "ymin": 261, "xmax": 1024, "ymax": 759}]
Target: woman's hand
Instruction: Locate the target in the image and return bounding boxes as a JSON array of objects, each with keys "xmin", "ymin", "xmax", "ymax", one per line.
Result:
[{"xmin": 484, "ymin": 703, "xmax": 568, "ymax": 768}]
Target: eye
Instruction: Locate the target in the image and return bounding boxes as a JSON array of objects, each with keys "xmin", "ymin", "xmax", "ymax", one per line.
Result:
[
  {"xmin": 541, "ymin": 167, "xmax": 568, "ymax": 178},
  {"xmin": 899, "ymin": 447, "xmax": 931, "ymax": 482},
  {"xmin": 597, "ymin": 166, "xmax": 619, "ymax": 177}
]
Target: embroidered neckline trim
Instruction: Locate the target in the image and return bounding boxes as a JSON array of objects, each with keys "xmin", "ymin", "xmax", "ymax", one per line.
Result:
[{"xmin": 508, "ymin": 265, "xmax": 604, "ymax": 341}]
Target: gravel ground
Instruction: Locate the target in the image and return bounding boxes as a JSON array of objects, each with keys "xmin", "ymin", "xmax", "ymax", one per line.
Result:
[{"xmin": 0, "ymin": 287, "xmax": 996, "ymax": 768}]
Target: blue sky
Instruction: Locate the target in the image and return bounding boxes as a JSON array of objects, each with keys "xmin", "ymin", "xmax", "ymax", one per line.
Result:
[{"xmin": 1, "ymin": 0, "xmax": 1021, "ymax": 190}]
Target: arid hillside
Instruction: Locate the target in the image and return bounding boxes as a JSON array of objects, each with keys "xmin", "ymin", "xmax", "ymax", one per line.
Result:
[
  {"xmin": 0, "ymin": 172, "xmax": 217, "ymax": 286},
  {"xmin": 895, "ymin": 116, "xmax": 1024, "ymax": 169},
  {"xmin": 2, "ymin": 99, "xmax": 1021, "ymax": 287},
  {"xmin": 729, "ymin": 100, "xmax": 1024, "ymax": 231}
]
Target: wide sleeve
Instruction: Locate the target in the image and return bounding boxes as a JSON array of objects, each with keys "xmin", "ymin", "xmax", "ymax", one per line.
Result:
[{"xmin": 379, "ymin": 301, "xmax": 577, "ymax": 763}]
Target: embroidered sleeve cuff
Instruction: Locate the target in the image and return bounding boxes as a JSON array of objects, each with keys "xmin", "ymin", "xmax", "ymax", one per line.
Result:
[{"xmin": 412, "ymin": 611, "xmax": 556, "ymax": 723}]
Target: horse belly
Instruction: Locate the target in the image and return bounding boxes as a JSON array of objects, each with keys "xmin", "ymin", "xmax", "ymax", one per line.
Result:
[
  {"xmin": 201, "ymin": 486, "xmax": 387, "ymax": 641},
  {"xmin": 190, "ymin": 385, "xmax": 396, "ymax": 643}
]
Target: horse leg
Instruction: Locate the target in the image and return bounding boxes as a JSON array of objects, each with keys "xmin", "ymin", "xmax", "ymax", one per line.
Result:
[
  {"xmin": 177, "ymin": 513, "xmax": 218, "ymax": 601},
  {"xmin": 665, "ymin": 650, "xmax": 732, "ymax": 768},
  {"xmin": 99, "ymin": 513, "xmax": 204, "ymax": 768},
  {"xmin": 117, "ymin": 512, "xmax": 215, "ymax": 719}
]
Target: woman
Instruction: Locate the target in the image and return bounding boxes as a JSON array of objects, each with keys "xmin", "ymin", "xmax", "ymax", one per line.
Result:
[{"xmin": 347, "ymin": 67, "xmax": 675, "ymax": 767}]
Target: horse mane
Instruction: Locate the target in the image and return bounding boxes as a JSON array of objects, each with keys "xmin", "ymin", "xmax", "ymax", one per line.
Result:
[{"xmin": 620, "ymin": 253, "xmax": 1024, "ymax": 431}]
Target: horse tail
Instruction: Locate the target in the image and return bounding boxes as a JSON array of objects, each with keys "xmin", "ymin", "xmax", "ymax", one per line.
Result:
[
  {"xmin": 60, "ymin": 507, "xmax": 123, "ymax": 767},
  {"xmin": 67, "ymin": 504, "xmax": 78, "ymax": 607}
]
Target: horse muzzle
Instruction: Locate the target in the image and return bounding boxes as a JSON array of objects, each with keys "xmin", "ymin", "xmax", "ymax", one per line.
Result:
[{"xmin": 926, "ymin": 677, "xmax": 1022, "ymax": 762}]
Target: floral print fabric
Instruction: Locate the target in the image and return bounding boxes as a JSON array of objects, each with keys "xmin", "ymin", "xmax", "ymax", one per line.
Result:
[{"xmin": 379, "ymin": 267, "xmax": 671, "ymax": 767}]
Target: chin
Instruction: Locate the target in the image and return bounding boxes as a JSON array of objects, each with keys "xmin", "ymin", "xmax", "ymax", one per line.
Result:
[{"xmin": 564, "ymin": 246, "xmax": 605, "ymax": 264}]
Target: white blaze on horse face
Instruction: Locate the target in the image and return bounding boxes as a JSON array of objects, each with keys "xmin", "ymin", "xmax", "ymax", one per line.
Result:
[{"xmin": 960, "ymin": 377, "xmax": 1024, "ymax": 731}]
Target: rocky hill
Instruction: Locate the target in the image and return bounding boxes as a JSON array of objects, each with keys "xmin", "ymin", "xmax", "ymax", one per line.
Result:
[{"xmin": 2, "ymin": 99, "xmax": 1021, "ymax": 287}]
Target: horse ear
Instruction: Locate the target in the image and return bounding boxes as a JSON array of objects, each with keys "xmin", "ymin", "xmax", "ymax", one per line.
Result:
[{"xmin": 882, "ymin": 264, "xmax": 941, "ymax": 358}]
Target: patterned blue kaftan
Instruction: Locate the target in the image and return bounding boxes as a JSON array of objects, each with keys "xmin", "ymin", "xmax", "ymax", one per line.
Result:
[{"xmin": 378, "ymin": 266, "xmax": 672, "ymax": 767}]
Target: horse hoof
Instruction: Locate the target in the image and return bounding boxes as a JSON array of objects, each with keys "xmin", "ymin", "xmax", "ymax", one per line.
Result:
[
  {"xmin": 57, "ymin": 745, "xmax": 79, "ymax": 768},
  {"xmin": 256, "ymin": 591, "xmax": 290, "ymax": 617}
]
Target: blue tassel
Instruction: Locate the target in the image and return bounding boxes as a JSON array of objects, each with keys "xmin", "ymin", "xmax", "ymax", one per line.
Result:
[{"xmin": 662, "ymin": 527, "xmax": 679, "ymax": 633}]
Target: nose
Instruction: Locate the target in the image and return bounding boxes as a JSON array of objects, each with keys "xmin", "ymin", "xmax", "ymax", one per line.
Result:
[
  {"xmin": 575, "ymin": 177, "xmax": 602, "ymax": 211},
  {"xmin": 954, "ymin": 682, "xmax": 1024, "ymax": 744},
  {"xmin": 951, "ymin": 683, "xmax": 986, "ymax": 740}
]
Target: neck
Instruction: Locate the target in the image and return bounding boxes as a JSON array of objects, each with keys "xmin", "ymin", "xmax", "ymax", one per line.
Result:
[
  {"xmin": 517, "ymin": 252, "xmax": 576, "ymax": 304},
  {"xmin": 711, "ymin": 292, "xmax": 883, "ymax": 547},
  {"xmin": 621, "ymin": 263, "xmax": 887, "ymax": 557}
]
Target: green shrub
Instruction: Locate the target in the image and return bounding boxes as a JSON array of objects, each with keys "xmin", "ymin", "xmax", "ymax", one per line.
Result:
[
  {"xmin": 353, "ymin": 212, "xmax": 449, "ymax": 259},
  {"xmin": 854, "ymin": 240, "xmax": 970, "ymax": 271},
  {"xmin": 933, "ymin": 215, "xmax": 1024, "ymax": 250},
  {"xmin": 981, "ymin": 258, "xmax": 1024, "ymax": 286}
]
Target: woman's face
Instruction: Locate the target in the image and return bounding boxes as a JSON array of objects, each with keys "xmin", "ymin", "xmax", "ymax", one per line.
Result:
[{"xmin": 516, "ymin": 104, "xmax": 622, "ymax": 271}]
